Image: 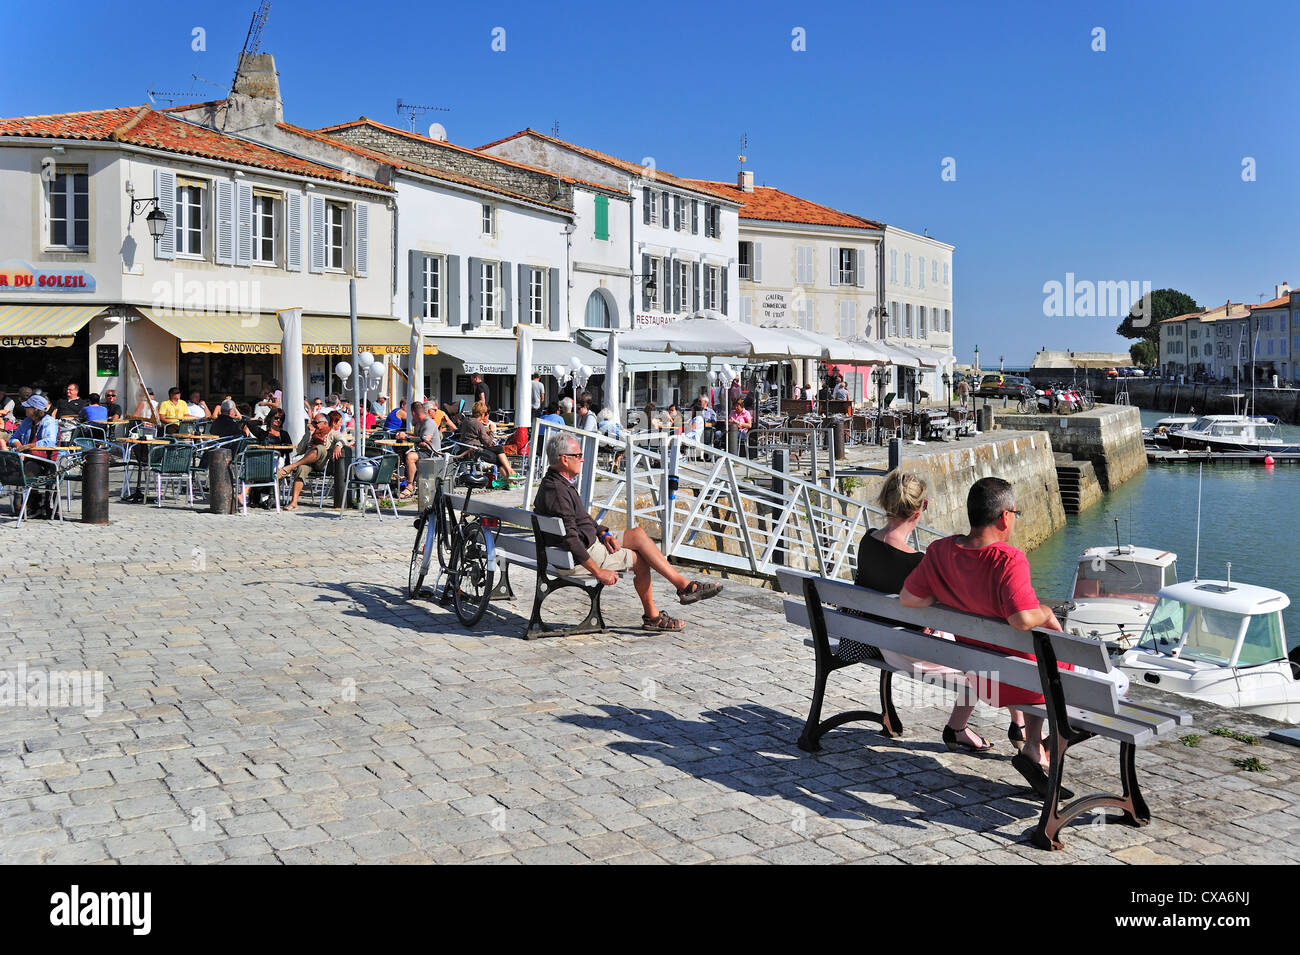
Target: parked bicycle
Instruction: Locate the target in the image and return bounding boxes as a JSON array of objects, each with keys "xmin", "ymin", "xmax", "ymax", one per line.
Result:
[{"xmin": 406, "ymin": 451, "xmax": 496, "ymax": 627}]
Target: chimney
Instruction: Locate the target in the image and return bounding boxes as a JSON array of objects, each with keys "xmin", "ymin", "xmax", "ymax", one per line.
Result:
[
  {"xmin": 228, "ymin": 52, "xmax": 283, "ymax": 128},
  {"xmin": 1277, "ymin": 282, "xmax": 1291, "ymax": 299},
  {"xmin": 737, "ymin": 170, "xmax": 754, "ymax": 193}
]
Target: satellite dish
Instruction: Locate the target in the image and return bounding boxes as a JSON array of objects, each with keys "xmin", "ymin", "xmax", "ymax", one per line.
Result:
[{"xmin": 427, "ymin": 122, "xmax": 447, "ymax": 141}]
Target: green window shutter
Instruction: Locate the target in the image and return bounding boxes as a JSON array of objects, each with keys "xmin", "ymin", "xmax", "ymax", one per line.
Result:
[{"xmin": 594, "ymin": 195, "xmax": 609, "ymax": 241}]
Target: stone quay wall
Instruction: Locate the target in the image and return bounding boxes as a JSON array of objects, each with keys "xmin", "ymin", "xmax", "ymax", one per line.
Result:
[{"xmin": 1000, "ymin": 405, "xmax": 1146, "ymax": 492}]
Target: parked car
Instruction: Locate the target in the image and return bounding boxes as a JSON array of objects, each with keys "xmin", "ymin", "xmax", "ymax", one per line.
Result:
[{"xmin": 973, "ymin": 374, "xmax": 1034, "ymax": 400}]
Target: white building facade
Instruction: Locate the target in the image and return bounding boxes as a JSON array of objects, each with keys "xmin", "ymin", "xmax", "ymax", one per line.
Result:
[{"xmin": 881, "ymin": 225, "xmax": 955, "ymax": 399}]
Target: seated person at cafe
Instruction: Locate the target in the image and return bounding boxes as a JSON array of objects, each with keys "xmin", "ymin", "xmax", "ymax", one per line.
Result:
[
  {"xmin": 78, "ymin": 393, "xmax": 109, "ymax": 424},
  {"xmin": 100, "ymin": 389, "xmax": 123, "ymax": 422},
  {"xmin": 278, "ymin": 414, "xmax": 345, "ymax": 510},
  {"xmin": 187, "ymin": 391, "xmax": 212, "ymax": 420},
  {"xmin": 384, "ymin": 398, "xmax": 407, "ymax": 431},
  {"xmin": 534, "ymin": 431, "xmax": 722, "ymax": 631},
  {"xmin": 457, "ymin": 400, "xmax": 514, "ymax": 482},
  {"xmin": 210, "ymin": 400, "xmax": 248, "ymax": 439},
  {"xmin": 7, "ymin": 394, "xmax": 60, "ymax": 516},
  {"xmin": 575, "ymin": 394, "xmax": 598, "ymax": 432},
  {"xmin": 55, "ymin": 382, "xmax": 86, "ymax": 419},
  {"xmin": 395, "ymin": 401, "xmax": 442, "ymax": 500},
  {"xmin": 158, "ymin": 387, "xmax": 190, "ymax": 427}
]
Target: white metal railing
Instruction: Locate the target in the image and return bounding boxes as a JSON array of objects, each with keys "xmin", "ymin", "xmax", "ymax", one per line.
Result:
[{"xmin": 522, "ymin": 422, "xmax": 945, "ymax": 582}]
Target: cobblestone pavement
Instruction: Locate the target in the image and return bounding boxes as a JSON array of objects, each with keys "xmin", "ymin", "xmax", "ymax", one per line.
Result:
[{"xmin": 2, "ymin": 492, "xmax": 1298, "ymax": 865}]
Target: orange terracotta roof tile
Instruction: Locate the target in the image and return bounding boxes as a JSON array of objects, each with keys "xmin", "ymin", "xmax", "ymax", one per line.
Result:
[
  {"xmin": 681, "ymin": 179, "xmax": 883, "ymax": 230},
  {"xmin": 281, "ymin": 121, "xmax": 571, "ymax": 213},
  {"xmin": 478, "ymin": 129, "xmax": 739, "ymax": 202},
  {"xmin": 1248, "ymin": 295, "xmax": 1289, "ymax": 309},
  {"xmin": 0, "ymin": 106, "xmax": 391, "ymax": 191}
]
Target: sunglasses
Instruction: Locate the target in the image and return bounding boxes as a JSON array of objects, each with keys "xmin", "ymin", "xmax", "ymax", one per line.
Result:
[
  {"xmin": 563, "ymin": 452, "xmax": 584, "ymax": 460},
  {"xmin": 1006, "ymin": 508, "xmax": 1022, "ymax": 517}
]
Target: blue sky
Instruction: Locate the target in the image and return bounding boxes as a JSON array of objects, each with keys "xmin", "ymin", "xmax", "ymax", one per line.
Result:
[{"xmin": 3, "ymin": 0, "xmax": 1296, "ymax": 364}]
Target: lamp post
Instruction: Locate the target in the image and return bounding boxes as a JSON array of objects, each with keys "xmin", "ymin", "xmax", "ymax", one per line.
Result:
[
  {"xmin": 872, "ymin": 364, "xmax": 889, "ymax": 444},
  {"xmin": 973, "ymin": 344, "xmax": 980, "ymax": 376},
  {"xmin": 942, "ymin": 371, "xmax": 951, "ymax": 415}
]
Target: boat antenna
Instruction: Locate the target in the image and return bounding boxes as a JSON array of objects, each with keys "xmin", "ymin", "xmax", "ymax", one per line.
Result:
[
  {"xmin": 1113, "ymin": 517, "xmax": 1121, "ymax": 554},
  {"xmin": 1193, "ymin": 463, "xmax": 1203, "ymax": 581},
  {"xmin": 1226, "ymin": 561, "xmax": 1232, "ymax": 589}
]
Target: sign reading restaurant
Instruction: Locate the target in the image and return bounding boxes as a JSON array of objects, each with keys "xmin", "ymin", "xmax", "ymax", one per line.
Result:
[{"xmin": 0, "ymin": 260, "xmax": 96, "ymax": 292}]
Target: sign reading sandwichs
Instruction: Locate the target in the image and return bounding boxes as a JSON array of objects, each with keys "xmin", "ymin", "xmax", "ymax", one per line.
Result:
[{"xmin": 180, "ymin": 342, "xmax": 416, "ymax": 355}]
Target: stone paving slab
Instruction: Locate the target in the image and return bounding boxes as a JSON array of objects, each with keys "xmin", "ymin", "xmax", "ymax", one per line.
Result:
[{"xmin": 0, "ymin": 492, "xmax": 1295, "ymax": 864}]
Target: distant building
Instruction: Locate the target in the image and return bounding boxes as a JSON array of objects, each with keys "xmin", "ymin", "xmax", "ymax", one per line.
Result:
[{"xmin": 1030, "ymin": 349, "xmax": 1129, "ymax": 370}]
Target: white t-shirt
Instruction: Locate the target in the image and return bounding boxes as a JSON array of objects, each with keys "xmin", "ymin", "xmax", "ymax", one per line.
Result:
[{"xmin": 187, "ymin": 402, "xmax": 206, "ymax": 418}]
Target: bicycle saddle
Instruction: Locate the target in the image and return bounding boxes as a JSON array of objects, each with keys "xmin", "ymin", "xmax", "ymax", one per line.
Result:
[{"xmin": 458, "ymin": 471, "xmax": 491, "ymax": 490}]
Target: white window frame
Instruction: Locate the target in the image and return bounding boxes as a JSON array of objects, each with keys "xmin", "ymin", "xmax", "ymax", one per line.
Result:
[
  {"xmin": 704, "ymin": 265, "xmax": 719, "ymax": 310},
  {"xmin": 252, "ymin": 193, "xmax": 278, "ymax": 265},
  {"xmin": 481, "ymin": 203, "xmax": 495, "ymax": 237},
  {"xmin": 797, "ymin": 297, "xmax": 814, "ymax": 332},
  {"xmin": 421, "ymin": 255, "xmax": 443, "ymax": 322},
  {"xmin": 45, "ymin": 166, "xmax": 89, "ymax": 251},
  {"xmin": 479, "ymin": 260, "xmax": 498, "ymax": 324},
  {"xmin": 175, "ymin": 182, "xmax": 206, "ymax": 258},
  {"xmin": 678, "ymin": 261, "xmax": 691, "ymax": 314},
  {"xmin": 325, "ymin": 201, "xmax": 347, "ymax": 271},
  {"xmin": 738, "ymin": 241, "xmax": 753, "ymax": 280},
  {"xmin": 648, "ymin": 191, "xmax": 660, "ymax": 226},
  {"xmin": 647, "ymin": 257, "xmax": 661, "ymax": 310},
  {"xmin": 528, "ymin": 267, "xmax": 545, "ymax": 325},
  {"xmin": 838, "ymin": 248, "xmax": 855, "ymax": 285}
]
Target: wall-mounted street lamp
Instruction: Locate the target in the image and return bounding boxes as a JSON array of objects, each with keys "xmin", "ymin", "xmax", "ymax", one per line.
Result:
[{"xmin": 129, "ymin": 197, "xmax": 169, "ymax": 241}]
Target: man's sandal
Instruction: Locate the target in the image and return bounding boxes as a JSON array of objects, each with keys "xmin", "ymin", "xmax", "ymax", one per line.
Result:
[
  {"xmin": 642, "ymin": 611, "xmax": 686, "ymax": 631},
  {"xmin": 677, "ymin": 580, "xmax": 723, "ymax": 605}
]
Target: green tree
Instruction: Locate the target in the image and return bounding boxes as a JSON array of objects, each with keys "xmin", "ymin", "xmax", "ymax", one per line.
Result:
[
  {"xmin": 1117, "ymin": 289, "xmax": 1198, "ymax": 344},
  {"xmin": 1130, "ymin": 340, "xmax": 1158, "ymax": 366}
]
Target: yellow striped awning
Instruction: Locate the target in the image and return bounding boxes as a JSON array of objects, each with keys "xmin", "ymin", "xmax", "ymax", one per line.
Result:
[
  {"xmin": 0, "ymin": 303, "xmax": 105, "ymax": 347},
  {"xmin": 138, "ymin": 308, "xmax": 283, "ymax": 354}
]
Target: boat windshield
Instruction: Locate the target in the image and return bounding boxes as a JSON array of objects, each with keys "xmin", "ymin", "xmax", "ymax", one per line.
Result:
[
  {"xmin": 1179, "ymin": 607, "xmax": 1246, "ymax": 665},
  {"xmin": 1073, "ymin": 557, "xmax": 1165, "ymax": 602},
  {"xmin": 1236, "ymin": 612, "xmax": 1287, "ymax": 667},
  {"xmin": 1139, "ymin": 597, "xmax": 1186, "ymax": 651}
]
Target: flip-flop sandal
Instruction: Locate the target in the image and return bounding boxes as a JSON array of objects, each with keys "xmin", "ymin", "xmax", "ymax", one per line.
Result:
[
  {"xmin": 642, "ymin": 611, "xmax": 686, "ymax": 631},
  {"xmin": 677, "ymin": 580, "xmax": 723, "ymax": 605},
  {"xmin": 284, "ymin": 504, "xmax": 298, "ymax": 511}
]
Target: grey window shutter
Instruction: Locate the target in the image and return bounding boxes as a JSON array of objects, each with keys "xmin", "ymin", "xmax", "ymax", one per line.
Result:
[
  {"xmin": 829, "ymin": 247, "xmax": 839, "ymax": 287},
  {"xmin": 154, "ymin": 169, "xmax": 175, "ymax": 260},
  {"xmin": 446, "ymin": 254, "xmax": 461, "ymax": 327},
  {"xmin": 720, "ymin": 265, "xmax": 728, "ymax": 316},
  {"xmin": 235, "ymin": 182, "xmax": 253, "ymax": 266},
  {"xmin": 661, "ymin": 191, "xmax": 669, "ymax": 229},
  {"xmin": 673, "ymin": 197, "xmax": 681, "ymax": 231},
  {"xmin": 354, "ymin": 202, "xmax": 369, "ymax": 278},
  {"xmin": 500, "ymin": 260, "xmax": 513, "ymax": 329},
  {"xmin": 548, "ymin": 267, "xmax": 561, "ymax": 332},
  {"xmin": 754, "ymin": 242, "xmax": 763, "ymax": 283},
  {"xmin": 641, "ymin": 253, "xmax": 651, "ymax": 310},
  {"xmin": 286, "ymin": 192, "xmax": 303, "ymax": 272},
  {"xmin": 692, "ymin": 261, "xmax": 700, "ymax": 312},
  {"xmin": 518, "ymin": 264, "xmax": 529, "ymax": 325},
  {"xmin": 215, "ymin": 179, "xmax": 234, "ymax": 266},
  {"xmin": 643, "ymin": 188, "xmax": 651, "ymax": 225},
  {"xmin": 308, "ymin": 195, "xmax": 325, "ymax": 274},
  {"xmin": 409, "ymin": 250, "xmax": 424, "ymax": 320},
  {"xmin": 692, "ymin": 200, "xmax": 699, "ymax": 234},
  {"xmin": 856, "ymin": 247, "xmax": 866, "ymax": 287},
  {"xmin": 466, "ymin": 257, "xmax": 481, "ymax": 328}
]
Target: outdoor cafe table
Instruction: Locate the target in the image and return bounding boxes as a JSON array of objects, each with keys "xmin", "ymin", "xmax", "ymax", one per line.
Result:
[
  {"xmin": 120, "ymin": 438, "xmax": 168, "ymax": 501},
  {"xmin": 175, "ymin": 433, "xmax": 220, "ymax": 440}
]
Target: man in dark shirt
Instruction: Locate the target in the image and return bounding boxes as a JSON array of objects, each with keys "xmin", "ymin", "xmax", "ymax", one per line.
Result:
[
  {"xmin": 55, "ymin": 381, "xmax": 85, "ymax": 419},
  {"xmin": 100, "ymin": 389, "xmax": 123, "ymax": 421},
  {"xmin": 533, "ymin": 431, "xmax": 722, "ymax": 631},
  {"xmin": 471, "ymin": 373, "xmax": 490, "ymax": 410}
]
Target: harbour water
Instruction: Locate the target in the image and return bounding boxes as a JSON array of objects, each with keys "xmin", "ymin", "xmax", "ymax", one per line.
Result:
[{"xmin": 1029, "ymin": 408, "xmax": 1300, "ymax": 646}]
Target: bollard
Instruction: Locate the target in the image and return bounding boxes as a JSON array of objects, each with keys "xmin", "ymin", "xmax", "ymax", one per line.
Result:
[
  {"xmin": 888, "ymin": 437, "xmax": 901, "ymax": 473},
  {"xmin": 770, "ymin": 449, "xmax": 786, "ymax": 566},
  {"xmin": 81, "ymin": 449, "xmax": 110, "ymax": 524},
  {"xmin": 978, "ymin": 406, "xmax": 993, "ymax": 433},
  {"xmin": 208, "ymin": 448, "xmax": 233, "ymax": 514},
  {"xmin": 833, "ymin": 419, "xmax": 846, "ymax": 460},
  {"xmin": 333, "ymin": 451, "xmax": 348, "ymax": 510},
  {"xmin": 727, "ymin": 421, "xmax": 739, "ymax": 456}
]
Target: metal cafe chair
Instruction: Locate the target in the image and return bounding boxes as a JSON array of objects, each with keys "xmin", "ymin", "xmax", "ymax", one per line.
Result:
[
  {"xmin": 0, "ymin": 451, "xmax": 60, "ymax": 526},
  {"xmin": 147, "ymin": 443, "xmax": 196, "ymax": 507},
  {"xmin": 337, "ymin": 452, "xmax": 399, "ymax": 520},
  {"xmin": 236, "ymin": 448, "xmax": 281, "ymax": 515}
]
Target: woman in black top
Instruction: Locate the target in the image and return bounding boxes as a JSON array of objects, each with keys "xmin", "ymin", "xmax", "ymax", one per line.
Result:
[{"xmin": 855, "ymin": 471, "xmax": 992, "ymax": 754}]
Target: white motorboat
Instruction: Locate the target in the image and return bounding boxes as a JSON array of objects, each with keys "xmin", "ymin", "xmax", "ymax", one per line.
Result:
[
  {"xmin": 1143, "ymin": 415, "xmax": 1197, "ymax": 447},
  {"xmin": 1164, "ymin": 395, "xmax": 1297, "ymax": 453},
  {"xmin": 1117, "ymin": 578, "xmax": 1300, "ymax": 722},
  {"xmin": 1062, "ymin": 545, "xmax": 1178, "ymax": 651}
]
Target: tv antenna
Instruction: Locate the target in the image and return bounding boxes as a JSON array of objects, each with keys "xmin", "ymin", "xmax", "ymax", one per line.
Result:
[
  {"xmin": 242, "ymin": 1, "xmax": 271, "ymax": 57},
  {"xmin": 738, "ymin": 133, "xmax": 748, "ymax": 164},
  {"xmin": 551, "ymin": 120, "xmax": 560, "ymax": 137},
  {"xmin": 147, "ymin": 86, "xmax": 197, "ymax": 107},
  {"xmin": 396, "ymin": 99, "xmax": 450, "ymax": 133}
]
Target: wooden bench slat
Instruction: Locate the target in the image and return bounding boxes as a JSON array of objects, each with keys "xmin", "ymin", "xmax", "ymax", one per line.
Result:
[
  {"xmin": 464, "ymin": 498, "xmax": 565, "ymax": 536},
  {"xmin": 786, "ymin": 601, "xmax": 1122, "ymax": 714},
  {"xmin": 778, "ymin": 569, "xmax": 1113, "ymax": 671},
  {"xmin": 491, "ymin": 532, "xmax": 577, "ymax": 571}
]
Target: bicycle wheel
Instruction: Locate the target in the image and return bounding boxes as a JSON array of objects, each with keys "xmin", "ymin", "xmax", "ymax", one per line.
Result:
[
  {"xmin": 436, "ymin": 495, "xmax": 457, "ymax": 571},
  {"xmin": 407, "ymin": 514, "xmax": 434, "ymax": 599},
  {"xmin": 451, "ymin": 522, "xmax": 494, "ymax": 628}
]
